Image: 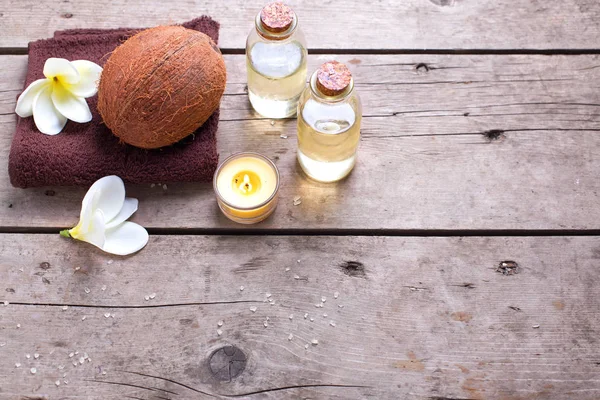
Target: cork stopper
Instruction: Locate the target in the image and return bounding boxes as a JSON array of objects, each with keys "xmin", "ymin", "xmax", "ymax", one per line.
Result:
[
  {"xmin": 260, "ymin": 2, "xmax": 295, "ymax": 33},
  {"xmin": 316, "ymin": 61, "xmax": 353, "ymax": 97}
]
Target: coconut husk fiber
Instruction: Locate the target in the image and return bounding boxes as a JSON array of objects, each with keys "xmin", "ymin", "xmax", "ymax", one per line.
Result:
[{"xmin": 9, "ymin": 17, "xmax": 221, "ymax": 188}]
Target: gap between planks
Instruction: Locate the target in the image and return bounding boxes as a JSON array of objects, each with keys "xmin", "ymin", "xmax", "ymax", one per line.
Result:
[
  {"xmin": 2, "ymin": 227, "xmax": 600, "ymax": 236},
  {"xmin": 3, "ymin": 48, "xmax": 600, "ymax": 56}
]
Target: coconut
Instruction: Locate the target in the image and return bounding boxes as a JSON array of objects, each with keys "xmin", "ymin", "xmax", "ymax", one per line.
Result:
[{"xmin": 97, "ymin": 26, "xmax": 226, "ymax": 149}]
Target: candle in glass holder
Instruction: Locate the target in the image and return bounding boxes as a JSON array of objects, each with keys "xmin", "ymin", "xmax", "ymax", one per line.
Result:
[{"xmin": 213, "ymin": 153, "xmax": 280, "ymax": 224}]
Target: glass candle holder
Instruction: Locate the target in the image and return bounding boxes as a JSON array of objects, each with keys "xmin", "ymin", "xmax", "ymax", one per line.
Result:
[{"xmin": 213, "ymin": 152, "xmax": 280, "ymax": 224}]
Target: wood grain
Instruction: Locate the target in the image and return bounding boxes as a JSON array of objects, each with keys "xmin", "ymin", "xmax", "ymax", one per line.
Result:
[
  {"xmin": 1, "ymin": 54, "xmax": 600, "ymax": 231},
  {"xmin": 1, "ymin": 234, "xmax": 599, "ymax": 399},
  {"xmin": 1, "ymin": 0, "xmax": 600, "ymax": 50}
]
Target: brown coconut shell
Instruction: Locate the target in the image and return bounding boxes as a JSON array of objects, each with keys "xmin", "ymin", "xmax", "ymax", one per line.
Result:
[{"xmin": 97, "ymin": 26, "xmax": 227, "ymax": 149}]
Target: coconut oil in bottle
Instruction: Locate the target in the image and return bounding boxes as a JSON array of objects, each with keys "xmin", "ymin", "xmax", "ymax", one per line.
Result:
[
  {"xmin": 246, "ymin": 2, "xmax": 307, "ymax": 118},
  {"xmin": 297, "ymin": 61, "xmax": 362, "ymax": 182}
]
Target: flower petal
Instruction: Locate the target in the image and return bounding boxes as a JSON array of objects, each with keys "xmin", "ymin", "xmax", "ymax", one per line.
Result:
[
  {"xmin": 15, "ymin": 79, "xmax": 50, "ymax": 118},
  {"xmin": 105, "ymin": 197, "xmax": 138, "ymax": 229},
  {"xmin": 66, "ymin": 60, "xmax": 103, "ymax": 98},
  {"xmin": 103, "ymin": 221, "xmax": 149, "ymax": 256},
  {"xmin": 71, "ymin": 209, "xmax": 106, "ymax": 249},
  {"xmin": 51, "ymin": 82, "xmax": 92, "ymax": 123},
  {"xmin": 82, "ymin": 175, "xmax": 126, "ymax": 222},
  {"xmin": 32, "ymin": 85, "xmax": 67, "ymax": 135},
  {"xmin": 43, "ymin": 58, "xmax": 79, "ymax": 84}
]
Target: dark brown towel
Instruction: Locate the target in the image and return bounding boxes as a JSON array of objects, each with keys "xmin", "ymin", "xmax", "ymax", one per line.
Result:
[{"xmin": 9, "ymin": 17, "xmax": 220, "ymax": 188}]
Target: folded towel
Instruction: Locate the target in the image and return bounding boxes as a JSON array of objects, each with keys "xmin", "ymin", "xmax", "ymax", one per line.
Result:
[{"xmin": 9, "ymin": 17, "xmax": 220, "ymax": 188}]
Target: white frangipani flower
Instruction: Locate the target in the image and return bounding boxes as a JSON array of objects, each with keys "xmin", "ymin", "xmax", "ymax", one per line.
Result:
[
  {"xmin": 60, "ymin": 176, "xmax": 148, "ymax": 256},
  {"xmin": 15, "ymin": 57, "xmax": 102, "ymax": 135}
]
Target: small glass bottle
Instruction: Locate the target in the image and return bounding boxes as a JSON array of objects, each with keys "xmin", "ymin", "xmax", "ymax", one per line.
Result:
[
  {"xmin": 297, "ymin": 61, "xmax": 362, "ymax": 182},
  {"xmin": 246, "ymin": 2, "xmax": 308, "ymax": 119}
]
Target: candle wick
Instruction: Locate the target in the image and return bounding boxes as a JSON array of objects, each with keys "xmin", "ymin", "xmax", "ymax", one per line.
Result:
[{"xmin": 240, "ymin": 174, "xmax": 252, "ymax": 193}]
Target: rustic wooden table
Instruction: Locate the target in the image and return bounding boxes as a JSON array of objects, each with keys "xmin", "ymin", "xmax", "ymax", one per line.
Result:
[{"xmin": 1, "ymin": 1, "xmax": 600, "ymax": 399}]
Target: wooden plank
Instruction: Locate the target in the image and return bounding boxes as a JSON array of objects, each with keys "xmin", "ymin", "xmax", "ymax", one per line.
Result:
[
  {"xmin": 1, "ymin": 54, "xmax": 600, "ymax": 231},
  {"xmin": 1, "ymin": 0, "xmax": 600, "ymax": 50},
  {"xmin": 1, "ymin": 234, "xmax": 599, "ymax": 399}
]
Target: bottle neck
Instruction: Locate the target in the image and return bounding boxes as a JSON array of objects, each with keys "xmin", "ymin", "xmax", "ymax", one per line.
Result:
[
  {"xmin": 255, "ymin": 12, "xmax": 298, "ymax": 41},
  {"xmin": 309, "ymin": 69, "xmax": 354, "ymax": 103}
]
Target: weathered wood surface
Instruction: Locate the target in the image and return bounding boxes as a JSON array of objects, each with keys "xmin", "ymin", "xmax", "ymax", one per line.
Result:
[
  {"xmin": 1, "ymin": 54, "xmax": 600, "ymax": 231},
  {"xmin": 2, "ymin": 0, "xmax": 600, "ymax": 50},
  {"xmin": 1, "ymin": 235, "xmax": 599, "ymax": 399}
]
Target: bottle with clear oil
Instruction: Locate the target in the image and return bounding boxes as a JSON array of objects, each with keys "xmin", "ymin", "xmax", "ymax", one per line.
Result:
[
  {"xmin": 246, "ymin": 2, "xmax": 307, "ymax": 119},
  {"xmin": 297, "ymin": 61, "xmax": 362, "ymax": 182}
]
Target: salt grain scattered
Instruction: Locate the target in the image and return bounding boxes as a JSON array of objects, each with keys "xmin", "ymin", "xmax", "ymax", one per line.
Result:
[
  {"xmin": 79, "ymin": 357, "xmax": 84, "ymax": 364},
  {"xmin": 26, "ymin": 354, "xmax": 31, "ymax": 359},
  {"xmin": 330, "ymin": 321, "xmax": 336, "ymax": 327},
  {"xmin": 263, "ymin": 321, "xmax": 268, "ymax": 328},
  {"xmin": 266, "ymin": 316, "xmax": 270, "ymax": 321},
  {"xmin": 310, "ymin": 317, "xmax": 314, "ymax": 322},
  {"xmin": 149, "ymin": 293, "xmax": 156, "ymax": 299},
  {"xmin": 69, "ymin": 353, "xmax": 74, "ymax": 358},
  {"xmin": 58, "ymin": 365, "xmax": 64, "ymax": 370},
  {"xmin": 162, "ymin": 184, "xmax": 168, "ymax": 190},
  {"xmin": 293, "ymin": 198, "xmax": 302, "ymax": 206},
  {"xmin": 64, "ymin": 380, "xmax": 69, "ymax": 384},
  {"xmin": 288, "ymin": 334, "xmax": 293, "ymax": 341},
  {"xmin": 104, "ymin": 313, "xmax": 111, "ymax": 318},
  {"xmin": 72, "ymin": 361, "xmax": 77, "ymax": 366},
  {"xmin": 297, "ymin": 259, "xmax": 301, "ymax": 263},
  {"xmin": 217, "ymin": 329, "xmax": 223, "ymax": 336},
  {"xmin": 311, "ymin": 339, "xmax": 319, "ymax": 345},
  {"xmin": 30, "ymin": 367, "xmax": 36, "ymax": 374},
  {"xmin": 144, "ymin": 295, "xmax": 150, "ymax": 301},
  {"xmin": 289, "ymin": 314, "xmax": 293, "ymax": 320},
  {"xmin": 75, "ymin": 267, "xmax": 80, "ymax": 271},
  {"xmin": 34, "ymin": 353, "xmax": 39, "ymax": 359},
  {"xmin": 270, "ymin": 120, "xmax": 275, "ymax": 126},
  {"xmin": 240, "ymin": 286, "xmax": 244, "ymax": 291},
  {"xmin": 217, "ymin": 320, "xmax": 224, "ymax": 327},
  {"xmin": 62, "ymin": 306, "xmax": 69, "ymax": 311},
  {"xmin": 338, "ymin": 304, "xmax": 344, "ymax": 308},
  {"xmin": 280, "ymin": 134, "xmax": 288, "ymax": 139},
  {"xmin": 250, "ymin": 307, "xmax": 257, "ymax": 313},
  {"xmin": 0, "ymin": 342, "xmax": 5, "ymax": 347},
  {"xmin": 304, "ymin": 313, "xmax": 308, "ymax": 319},
  {"xmin": 304, "ymin": 344, "xmax": 309, "ymax": 349},
  {"xmin": 334, "ymin": 291, "xmax": 339, "ymax": 299},
  {"xmin": 107, "ymin": 260, "xmax": 113, "ymax": 265},
  {"xmin": 55, "ymin": 380, "xmax": 61, "ymax": 386},
  {"xmin": 323, "ymin": 313, "xmax": 328, "ymax": 317},
  {"xmin": 16, "ymin": 324, "xmax": 21, "ymax": 329},
  {"xmin": 101, "ymin": 285, "xmax": 107, "ymax": 291},
  {"xmin": 84, "ymin": 287, "xmax": 91, "ymax": 294},
  {"xmin": 294, "ymin": 275, "xmax": 300, "ymax": 280},
  {"xmin": 81, "ymin": 316, "xmax": 86, "ymax": 321},
  {"xmin": 285, "ymin": 267, "xmax": 290, "ymax": 272},
  {"xmin": 533, "ymin": 324, "xmax": 540, "ymax": 329},
  {"xmin": 321, "ymin": 296, "xmax": 326, "ymax": 303},
  {"xmin": 266, "ymin": 293, "xmax": 272, "ymax": 298},
  {"xmin": 3, "ymin": 301, "xmax": 8, "ymax": 306},
  {"xmin": 15, "ymin": 363, "xmax": 21, "ymax": 368},
  {"xmin": 102, "ymin": 371, "xmax": 107, "ymax": 375},
  {"xmin": 151, "ymin": 183, "xmax": 155, "ymax": 188}
]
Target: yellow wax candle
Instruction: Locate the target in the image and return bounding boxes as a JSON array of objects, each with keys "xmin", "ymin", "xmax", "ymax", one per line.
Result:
[{"xmin": 213, "ymin": 153, "xmax": 280, "ymax": 224}]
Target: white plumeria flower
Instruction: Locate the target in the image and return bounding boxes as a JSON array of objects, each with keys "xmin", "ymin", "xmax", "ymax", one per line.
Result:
[
  {"xmin": 15, "ymin": 57, "xmax": 102, "ymax": 135},
  {"xmin": 60, "ymin": 176, "xmax": 148, "ymax": 256}
]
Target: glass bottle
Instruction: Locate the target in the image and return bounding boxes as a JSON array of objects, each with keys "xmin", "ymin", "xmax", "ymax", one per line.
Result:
[
  {"xmin": 297, "ymin": 61, "xmax": 362, "ymax": 182},
  {"xmin": 246, "ymin": 2, "xmax": 308, "ymax": 119}
]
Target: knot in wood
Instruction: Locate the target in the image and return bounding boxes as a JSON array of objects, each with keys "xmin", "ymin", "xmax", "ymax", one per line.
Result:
[{"xmin": 209, "ymin": 345, "xmax": 247, "ymax": 381}]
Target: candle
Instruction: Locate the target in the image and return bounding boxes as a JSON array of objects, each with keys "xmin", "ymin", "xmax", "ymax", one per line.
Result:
[{"xmin": 213, "ymin": 152, "xmax": 280, "ymax": 224}]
